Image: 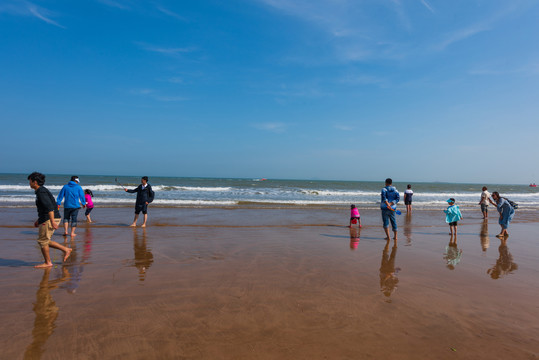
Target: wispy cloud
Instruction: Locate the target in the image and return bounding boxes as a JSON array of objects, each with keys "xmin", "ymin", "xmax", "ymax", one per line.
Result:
[
  {"xmin": 0, "ymin": 1, "xmax": 65, "ymax": 28},
  {"xmin": 96, "ymin": 0, "xmax": 130, "ymax": 10},
  {"xmin": 130, "ymin": 88, "xmax": 187, "ymax": 102},
  {"xmin": 252, "ymin": 122, "xmax": 288, "ymax": 133},
  {"xmin": 420, "ymin": 0, "xmax": 435, "ymax": 14},
  {"xmin": 434, "ymin": 24, "xmax": 490, "ymax": 51},
  {"xmin": 156, "ymin": 6, "xmax": 188, "ymax": 22},
  {"xmin": 135, "ymin": 42, "xmax": 195, "ymax": 55},
  {"xmin": 334, "ymin": 124, "xmax": 353, "ymax": 131}
]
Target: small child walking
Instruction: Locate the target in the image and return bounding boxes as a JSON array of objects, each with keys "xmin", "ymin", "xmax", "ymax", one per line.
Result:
[
  {"xmin": 349, "ymin": 204, "xmax": 362, "ymax": 228},
  {"xmin": 444, "ymin": 198, "xmax": 463, "ymax": 236},
  {"xmin": 84, "ymin": 189, "xmax": 94, "ymax": 223}
]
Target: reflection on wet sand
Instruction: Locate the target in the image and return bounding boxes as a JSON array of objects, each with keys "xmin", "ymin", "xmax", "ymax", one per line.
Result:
[
  {"xmin": 23, "ymin": 267, "xmax": 68, "ymax": 360},
  {"xmin": 379, "ymin": 240, "xmax": 400, "ymax": 302},
  {"xmin": 443, "ymin": 234, "xmax": 462, "ymax": 270},
  {"xmin": 349, "ymin": 227, "xmax": 360, "ymax": 250},
  {"xmin": 61, "ymin": 228, "xmax": 93, "ymax": 294},
  {"xmin": 132, "ymin": 228, "xmax": 153, "ymax": 281},
  {"xmin": 487, "ymin": 238, "xmax": 518, "ymax": 279},
  {"xmin": 403, "ymin": 213, "xmax": 412, "ymax": 245},
  {"xmin": 479, "ymin": 219, "xmax": 490, "ymax": 252}
]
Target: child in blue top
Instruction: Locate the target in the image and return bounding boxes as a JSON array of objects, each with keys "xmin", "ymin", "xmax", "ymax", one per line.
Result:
[{"xmin": 444, "ymin": 198, "xmax": 463, "ymax": 236}]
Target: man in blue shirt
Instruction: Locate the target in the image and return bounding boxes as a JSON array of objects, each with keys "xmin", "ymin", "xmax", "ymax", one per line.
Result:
[
  {"xmin": 56, "ymin": 176, "xmax": 86, "ymax": 237},
  {"xmin": 380, "ymin": 178, "xmax": 400, "ymax": 241}
]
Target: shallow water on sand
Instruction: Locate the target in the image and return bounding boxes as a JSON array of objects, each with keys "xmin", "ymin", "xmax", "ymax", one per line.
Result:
[{"xmin": 1, "ymin": 208, "xmax": 538, "ymax": 359}]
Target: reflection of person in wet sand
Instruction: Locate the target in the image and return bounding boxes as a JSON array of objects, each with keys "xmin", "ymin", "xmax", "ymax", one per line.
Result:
[
  {"xmin": 479, "ymin": 219, "xmax": 490, "ymax": 252},
  {"xmin": 28, "ymin": 172, "xmax": 72, "ymax": 268},
  {"xmin": 403, "ymin": 213, "xmax": 412, "ymax": 245},
  {"xmin": 349, "ymin": 226, "xmax": 360, "ymax": 250},
  {"xmin": 443, "ymin": 235, "xmax": 462, "ymax": 270},
  {"xmin": 133, "ymin": 228, "xmax": 153, "ymax": 281},
  {"xmin": 24, "ymin": 266, "xmax": 68, "ymax": 359},
  {"xmin": 62, "ymin": 228, "xmax": 93, "ymax": 294},
  {"xmin": 487, "ymin": 238, "xmax": 518, "ymax": 279},
  {"xmin": 379, "ymin": 240, "xmax": 400, "ymax": 300}
]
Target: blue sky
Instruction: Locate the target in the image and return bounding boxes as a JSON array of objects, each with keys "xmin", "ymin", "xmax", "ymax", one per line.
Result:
[{"xmin": 1, "ymin": 0, "xmax": 538, "ymax": 183}]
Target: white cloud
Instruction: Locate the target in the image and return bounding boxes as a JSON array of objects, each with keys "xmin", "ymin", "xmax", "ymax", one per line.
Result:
[
  {"xmin": 0, "ymin": 1, "xmax": 65, "ymax": 28},
  {"xmin": 156, "ymin": 6, "xmax": 188, "ymax": 21},
  {"xmin": 135, "ymin": 42, "xmax": 195, "ymax": 55},
  {"xmin": 252, "ymin": 122, "xmax": 288, "ymax": 133}
]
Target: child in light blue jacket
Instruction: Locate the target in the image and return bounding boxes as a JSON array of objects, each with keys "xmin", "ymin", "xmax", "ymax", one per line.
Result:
[{"xmin": 444, "ymin": 198, "xmax": 463, "ymax": 236}]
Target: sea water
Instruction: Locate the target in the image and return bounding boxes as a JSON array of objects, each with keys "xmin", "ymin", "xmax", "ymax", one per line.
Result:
[{"xmin": 2, "ymin": 173, "xmax": 538, "ymax": 209}]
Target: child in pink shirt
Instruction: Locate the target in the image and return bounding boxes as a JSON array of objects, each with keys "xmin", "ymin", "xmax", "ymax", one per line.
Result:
[
  {"xmin": 84, "ymin": 189, "xmax": 94, "ymax": 223},
  {"xmin": 349, "ymin": 204, "xmax": 362, "ymax": 228}
]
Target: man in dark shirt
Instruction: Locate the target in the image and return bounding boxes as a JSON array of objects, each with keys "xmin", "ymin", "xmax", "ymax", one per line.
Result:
[
  {"xmin": 28, "ymin": 172, "xmax": 72, "ymax": 268},
  {"xmin": 126, "ymin": 176, "xmax": 155, "ymax": 227}
]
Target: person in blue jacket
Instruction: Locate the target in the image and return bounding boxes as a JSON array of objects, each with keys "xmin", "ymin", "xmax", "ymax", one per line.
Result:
[
  {"xmin": 491, "ymin": 192, "xmax": 515, "ymax": 238},
  {"xmin": 56, "ymin": 176, "xmax": 86, "ymax": 237},
  {"xmin": 444, "ymin": 198, "xmax": 463, "ymax": 236},
  {"xmin": 380, "ymin": 178, "xmax": 400, "ymax": 241}
]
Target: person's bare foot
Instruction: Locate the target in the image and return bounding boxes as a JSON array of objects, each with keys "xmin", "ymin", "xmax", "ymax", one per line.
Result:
[
  {"xmin": 63, "ymin": 248, "xmax": 72, "ymax": 262},
  {"xmin": 70, "ymin": 233, "xmax": 77, "ymax": 237},
  {"xmin": 141, "ymin": 224, "xmax": 146, "ymax": 228},
  {"xmin": 129, "ymin": 223, "xmax": 137, "ymax": 227},
  {"xmin": 35, "ymin": 263, "xmax": 53, "ymax": 268}
]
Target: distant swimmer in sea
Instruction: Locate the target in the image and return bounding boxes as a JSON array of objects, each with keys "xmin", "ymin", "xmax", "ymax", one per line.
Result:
[
  {"xmin": 491, "ymin": 192, "xmax": 515, "ymax": 238},
  {"xmin": 404, "ymin": 184, "xmax": 413, "ymax": 213},
  {"xmin": 380, "ymin": 178, "xmax": 400, "ymax": 241},
  {"xmin": 444, "ymin": 198, "xmax": 463, "ymax": 237},
  {"xmin": 126, "ymin": 176, "xmax": 155, "ymax": 227},
  {"xmin": 28, "ymin": 172, "xmax": 72, "ymax": 268},
  {"xmin": 349, "ymin": 204, "xmax": 362, "ymax": 228}
]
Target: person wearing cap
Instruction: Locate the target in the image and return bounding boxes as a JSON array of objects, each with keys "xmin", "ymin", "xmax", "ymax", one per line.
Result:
[
  {"xmin": 56, "ymin": 175, "xmax": 86, "ymax": 237},
  {"xmin": 444, "ymin": 198, "xmax": 463, "ymax": 236}
]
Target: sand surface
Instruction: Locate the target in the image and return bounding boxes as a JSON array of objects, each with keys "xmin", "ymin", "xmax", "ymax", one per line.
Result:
[{"xmin": 1, "ymin": 207, "xmax": 538, "ymax": 359}]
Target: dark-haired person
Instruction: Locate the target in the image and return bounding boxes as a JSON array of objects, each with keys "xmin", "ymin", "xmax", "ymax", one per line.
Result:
[
  {"xmin": 126, "ymin": 176, "xmax": 155, "ymax": 227},
  {"xmin": 491, "ymin": 192, "xmax": 515, "ymax": 238},
  {"xmin": 380, "ymin": 178, "xmax": 400, "ymax": 241},
  {"xmin": 56, "ymin": 176, "xmax": 86, "ymax": 237},
  {"xmin": 28, "ymin": 172, "xmax": 72, "ymax": 268}
]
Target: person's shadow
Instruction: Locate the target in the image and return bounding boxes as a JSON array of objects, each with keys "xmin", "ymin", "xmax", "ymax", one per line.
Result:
[
  {"xmin": 379, "ymin": 240, "xmax": 400, "ymax": 302},
  {"xmin": 487, "ymin": 237, "xmax": 518, "ymax": 279},
  {"xmin": 132, "ymin": 228, "xmax": 154, "ymax": 282},
  {"xmin": 23, "ymin": 266, "xmax": 69, "ymax": 359}
]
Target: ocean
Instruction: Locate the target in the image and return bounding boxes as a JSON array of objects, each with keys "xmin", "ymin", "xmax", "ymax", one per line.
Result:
[{"xmin": 2, "ymin": 173, "xmax": 538, "ymax": 209}]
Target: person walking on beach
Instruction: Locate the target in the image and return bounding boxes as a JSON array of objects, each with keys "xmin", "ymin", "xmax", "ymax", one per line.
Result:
[
  {"xmin": 349, "ymin": 204, "xmax": 362, "ymax": 228},
  {"xmin": 444, "ymin": 198, "xmax": 463, "ymax": 236},
  {"xmin": 28, "ymin": 172, "xmax": 72, "ymax": 268},
  {"xmin": 380, "ymin": 178, "xmax": 400, "ymax": 241},
  {"xmin": 491, "ymin": 192, "xmax": 515, "ymax": 238},
  {"xmin": 404, "ymin": 184, "xmax": 413, "ymax": 213},
  {"xmin": 478, "ymin": 186, "xmax": 495, "ymax": 219},
  {"xmin": 84, "ymin": 189, "xmax": 94, "ymax": 223},
  {"xmin": 56, "ymin": 176, "xmax": 86, "ymax": 237},
  {"xmin": 126, "ymin": 176, "xmax": 155, "ymax": 227}
]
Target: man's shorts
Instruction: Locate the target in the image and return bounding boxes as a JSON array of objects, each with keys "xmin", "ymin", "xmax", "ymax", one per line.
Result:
[
  {"xmin": 135, "ymin": 203, "xmax": 148, "ymax": 215},
  {"xmin": 37, "ymin": 218, "xmax": 61, "ymax": 248},
  {"xmin": 449, "ymin": 221, "xmax": 458, "ymax": 227},
  {"xmin": 63, "ymin": 207, "xmax": 80, "ymax": 226},
  {"xmin": 481, "ymin": 204, "xmax": 488, "ymax": 213},
  {"xmin": 405, "ymin": 200, "xmax": 412, "ymax": 205}
]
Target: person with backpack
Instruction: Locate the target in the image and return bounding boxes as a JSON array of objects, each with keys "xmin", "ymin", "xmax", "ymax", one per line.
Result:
[
  {"xmin": 126, "ymin": 176, "xmax": 155, "ymax": 227},
  {"xmin": 491, "ymin": 192, "xmax": 515, "ymax": 238}
]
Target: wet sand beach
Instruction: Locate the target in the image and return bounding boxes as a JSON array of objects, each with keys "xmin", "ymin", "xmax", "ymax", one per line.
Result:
[{"xmin": 1, "ymin": 207, "xmax": 538, "ymax": 359}]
